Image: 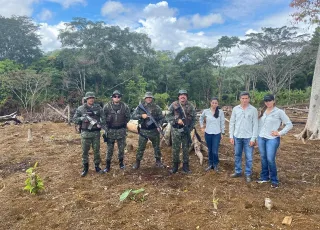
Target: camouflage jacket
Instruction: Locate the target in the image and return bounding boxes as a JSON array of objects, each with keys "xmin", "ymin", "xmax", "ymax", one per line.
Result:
[
  {"xmin": 131, "ymin": 101, "xmax": 164, "ymax": 130},
  {"xmin": 166, "ymin": 100, "xmax": 196, "ymax": 130},
  {"xmin": 73, "ymin": 103, "xmax": 105, "ymax": 132}
]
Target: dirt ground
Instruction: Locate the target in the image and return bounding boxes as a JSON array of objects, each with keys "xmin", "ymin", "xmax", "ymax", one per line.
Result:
[{"xmin": 0, "ymin": 112, "xmax": 320, "ymax": 230}]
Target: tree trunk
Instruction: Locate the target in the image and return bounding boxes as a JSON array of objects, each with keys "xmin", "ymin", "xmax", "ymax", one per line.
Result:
[{"xmin": 296, "ymin": 44, "xmax": 320, "ymax": 140}]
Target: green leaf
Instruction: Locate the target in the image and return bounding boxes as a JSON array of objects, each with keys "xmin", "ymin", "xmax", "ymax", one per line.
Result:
[
  {"xmin": 26, "ymin": 167, "xmax": 34, "ymax": 174},
  {"xmin": 131, "ymin": 188, "xmax": 145, "ymax": 194},
  {"xmin": 120, "ymin": 189, "xmax": 132, "ymax": 201}
]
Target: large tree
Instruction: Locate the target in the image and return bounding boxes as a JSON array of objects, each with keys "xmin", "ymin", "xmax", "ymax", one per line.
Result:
[
  {"xmin": 1, "ymin": 70, "xmax": 51, "ymax": 118},
  {"xmin": 58, "ymin": 18, "xmax": 154, "ymax": 97},
  {"xmin": 241, "ymin": 26, "xmax": 309, "ymax": 95},
  {"xmin": 0, "ymin": 16, "xmax": 42, "ymax": 66},
  {"xmin": 291, "ymin": 0, "xmax": 320, "ymax": 140}
]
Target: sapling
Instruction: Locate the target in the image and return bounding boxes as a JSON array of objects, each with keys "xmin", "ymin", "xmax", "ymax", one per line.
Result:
[{"xmin": 24, "ymin": 162, "xmax": 44, "ymax": 194}]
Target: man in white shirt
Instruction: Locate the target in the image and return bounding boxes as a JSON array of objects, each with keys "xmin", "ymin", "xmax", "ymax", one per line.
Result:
[{"xmin": 229, "ymin": 91, "xmax": 258, "ymax": 182}]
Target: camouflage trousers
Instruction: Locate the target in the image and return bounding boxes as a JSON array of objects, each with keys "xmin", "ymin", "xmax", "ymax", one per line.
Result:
[
  {"xmin": 136, "ymin": 128, "xmax": 161, "ymax": 161},
  {"xmin": 171, "ymin": 128, "xmax": 190, "ymax": 163},
  {"xmin": 81, "ymin": 131, "xmax": 101, "ymax": 165},
  {"xmin": 105, "ymin": 128, "xmax": 127, "ymax": 161},
  {"xmin": 106, "ymin": 137, "xmax": 126, "ymax": 161}
]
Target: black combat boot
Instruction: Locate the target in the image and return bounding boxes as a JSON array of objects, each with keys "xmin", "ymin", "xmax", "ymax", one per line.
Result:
[
  {"xmin": 132, "ymin": 159, "xmax": 140, "ymax": 169},
  {"xmin": 119, "ymin": 159, "xmax": 125, "ymax": 169},
  {"xmin": 182, "ymin": 162, "xmax": 191, "ymax": 174},
  {"xmin": 95, "ymin": 163, "xmax": 101, "ymax": 173},
  {"xmin": 155, "ymin": 158, "xmax": 165, "ymax": 168},
  {"xmin": 102, "ymin": 161, "xmax": 111, "ymax": 173},
  {"xmin": 81, "ymin": 163, "xmax": 89, "ymax": 177},
  {"xmin": 169, "ymin": 162, "xmax": 179, "ymax": 174}
]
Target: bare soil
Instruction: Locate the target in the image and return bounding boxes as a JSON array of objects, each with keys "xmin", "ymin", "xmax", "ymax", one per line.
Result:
[{"xmin": 0, "ymin": 114, "xmax": 319, "ymax": 230}]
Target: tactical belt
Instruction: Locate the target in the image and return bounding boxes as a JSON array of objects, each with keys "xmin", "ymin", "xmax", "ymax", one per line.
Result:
[
  {"xmin": 140, "ymin": 125, "xmax": 157, "ymax": 130},
  {"xmin": 81, "ymin": 128, "xmax": 101, "ymax": 132},
  {"xmin": 109, "ymin": 124, "xmax": 126, "ymax": 129}
]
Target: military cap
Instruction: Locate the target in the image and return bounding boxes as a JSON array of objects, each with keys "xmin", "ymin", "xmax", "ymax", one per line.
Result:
[
  {"xmin": 144, "ymin": 92, "xmax": 154, "ymax": 99},
  {"xmin": 84, "ymin": 92, "xmax": 96, "ymax": 99},
  {"xmin": 178, "ymin": 89, "xmax": 188, "ymax": 96},
  {"xmin": 111, "ymin": 90, "xmax": 122, "ymax": 97}
]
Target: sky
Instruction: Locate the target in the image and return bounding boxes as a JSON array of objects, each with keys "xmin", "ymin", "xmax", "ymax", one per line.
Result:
[{"xmin": 0, "ymin": 0, "xmax": 314, "ymax": 65}]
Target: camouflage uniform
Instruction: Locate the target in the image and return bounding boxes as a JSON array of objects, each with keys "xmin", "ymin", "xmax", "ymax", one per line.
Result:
[
  {"xmin": 73, "ymin": 92, "xmax": 105, "ymax": 176},
  {"xmin": 103, "ymin": 100, "xmax": 130, "ymax": 170},
  {"xmin": 131, "ymin": 93, "xmax": 164, "ymax": 168},
  {"xmin": 166, "ymin": 90, "xmax": 196, "ymax": 173}
]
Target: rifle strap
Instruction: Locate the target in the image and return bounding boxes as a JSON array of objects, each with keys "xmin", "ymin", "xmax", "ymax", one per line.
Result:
[{"xmin": 178, "ymin": 102, "xmax": 187, "ymax": 120}]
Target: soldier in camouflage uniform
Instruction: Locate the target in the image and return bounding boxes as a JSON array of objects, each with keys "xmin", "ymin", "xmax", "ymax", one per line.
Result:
[
  {"xmin": 166, "ymin": 89, "xmax": 196, "ymax": 174},
  {"xmin": 131, "ymin": 92, "xmax": 165, "ymax": 169},
  {"xmin": 73, "ymin": 92, "xmax": 105, "ymax": 177},
  {"xmin": 102, "ymin": 90, "xmax": 130, "ymax": 173}
]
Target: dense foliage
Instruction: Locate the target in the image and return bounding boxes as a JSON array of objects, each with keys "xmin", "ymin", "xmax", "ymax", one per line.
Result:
[{"xmin": 0, "ymin": 16, "xmax": 318, "ymax": 116}]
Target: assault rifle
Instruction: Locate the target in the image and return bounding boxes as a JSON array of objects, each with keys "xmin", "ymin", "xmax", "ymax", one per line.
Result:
[
  {"xmin": 176, "ymin": 105, "xmax": 193, "ymax": 146},
  {"xmin": 82, "ymin": 114, "xmax": 108, "ymax": 142},
  {"xmin": 138, "ymin": 103, "xmax": 164, "ymax": 137}
]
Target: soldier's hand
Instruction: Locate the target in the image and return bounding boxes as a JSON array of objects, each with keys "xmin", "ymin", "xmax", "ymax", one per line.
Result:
[
  {"xmin": 142, "ymin": 114, "xmax": 148, "ymax": 119},
  {"xmin": 249, "ymin": 141, "xmax": 255, "ymax": 147},
  {"xmin": 201, "ymin": 127, "xmax": 205, "ymax": 133},
  {"xmin": 177, "ymin": 119, "xmax": 184, "ymax": 125}
]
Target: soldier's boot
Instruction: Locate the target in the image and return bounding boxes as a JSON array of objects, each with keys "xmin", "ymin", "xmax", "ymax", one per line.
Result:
[
  {"xmin": 102, "ymin": 161, "xmax": 111, "ymax": 173},
  {"xmin": 155, "ymin": 158, "xmax": 165, "ymax": 168},
  {"xmin": 169, "ymin": 162, "xmax": 179, "ymax": 174},
  {"xmin": 81, "ymin": 163, "xmax": 89, "ymax": 177},
  {"xmin": 95, "ymin": 163, "xmax": 101, "ymax": 173},
  {"xmin": 119, "ymin": 159, "xmax": 125, "ymax": 169},
  {"xmin": 132, "ymin": 160, "xmax": 140, "ymax": 169},
  {"xmin": 182, "ymin": 162, "xmax": 192, "ymax": 174}
]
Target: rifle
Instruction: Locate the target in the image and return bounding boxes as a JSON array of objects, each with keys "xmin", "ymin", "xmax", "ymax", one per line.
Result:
[
  {"xmin": 83, "ymin": 114, "xmax": 99, "ymax": 130},
  {"xmin": 138, "ymin": 103, "xmax": 164, "ymax": 137},
  {"xmin": 176, "ymin": 105, "xmax": 193, "ymax": 146}
]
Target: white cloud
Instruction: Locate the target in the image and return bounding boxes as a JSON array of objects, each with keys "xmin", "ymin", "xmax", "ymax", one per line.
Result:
[
  {"xmin": 101, "ymin": 1, "xmax": 127, "ymax": 17},
  {"xmin": 191, "ymin": 13, "xmax": 224, "ymax": 29},
  {"xmin": 252, "ymin": 10, "xmax": 316, "ymax": 34},
  {"xmin": 47, "ymin": 0, "xmax": 86, "ymax": 8},
  {"xmin": 143, "ymin": 1, "xmax": 176, "ymax": 18},
  {"xmin": 0, "ymin": 0, "xmax": 86, "ymax": 18},
  {"xmin": 136, "ymin": 17, "xmax": 220, "ymax": 52},
  {"xmin": 0, "ymin": 0, "xmax": 37, "ymax": 17},
  {"xmin": 38, "ymin": 22, "xmax": 65, "ymax": 52},
  {"xmin": 245, "ymin": 29, "xmax": 259, "ymax": 34},
  {"xmin": 38, "ymin": 9, "xmax": 53, "ymax": 21}
]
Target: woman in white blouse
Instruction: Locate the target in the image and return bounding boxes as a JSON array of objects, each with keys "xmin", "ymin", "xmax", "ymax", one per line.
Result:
[
  {"xmin": 200, "ymin": 97, "xmax": 225, "ymax": 172},
  {"xmin": 257, "ymin": 94, "xmax": 293, "ymax": 188}
]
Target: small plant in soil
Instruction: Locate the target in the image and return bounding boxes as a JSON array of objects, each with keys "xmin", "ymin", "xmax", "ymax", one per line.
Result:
[
  {"xmin": 120, "ymin": 188, "xmax": 147, "ymax": 202},
  {"xmin": 24, "ymin": 162, "xmax": 44, "ymax": 195}
]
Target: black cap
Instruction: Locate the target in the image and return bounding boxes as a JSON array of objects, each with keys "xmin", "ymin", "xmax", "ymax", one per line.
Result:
[{"xmin": 263, "ymin": 94, "xmax": 275, "ymax": 101}]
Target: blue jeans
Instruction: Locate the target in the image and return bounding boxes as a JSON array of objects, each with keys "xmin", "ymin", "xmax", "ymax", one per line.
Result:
[
  {"xmin": 258, "ymin": 136, "xmax": 280, "ymax": 184},
  {"xmin": 205, "ymin": 133, "xmax": 221, "ymax": 167},
  {"xmin": 234, "ymin": 137, "xmax": 254, "ymax": 176}
]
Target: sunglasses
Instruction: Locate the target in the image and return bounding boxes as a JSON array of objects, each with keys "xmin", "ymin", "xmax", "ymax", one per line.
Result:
[{"xmin": 113, "ymin": 95, "xmax": 121, "ymax": 98}]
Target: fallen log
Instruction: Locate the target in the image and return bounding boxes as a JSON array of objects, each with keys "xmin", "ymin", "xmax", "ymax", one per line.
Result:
[
  {"xmin": 0, "ymin": 112, "xmax": 22, "ymax": 123},
  {"xmin": 47, "ymin": 103, "xmax": 70, "ymax": 119},
  {"xmin": 190, "ymin": 129, "xmax": 203, "ymax": 165}
]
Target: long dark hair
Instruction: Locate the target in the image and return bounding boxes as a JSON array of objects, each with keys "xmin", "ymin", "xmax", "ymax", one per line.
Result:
[
  {"xmin": 210, "ymin": 97, "xmax": 220, "ymax": 118},
  {"xmin": 259, "ymin": 106, "xmax": 267, "ymax": 119}
]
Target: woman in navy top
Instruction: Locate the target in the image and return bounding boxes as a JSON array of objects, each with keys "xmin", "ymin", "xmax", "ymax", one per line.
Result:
[{"xmin": 200, "ymin": 97, "xmax": 225, "ymax": 172}]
